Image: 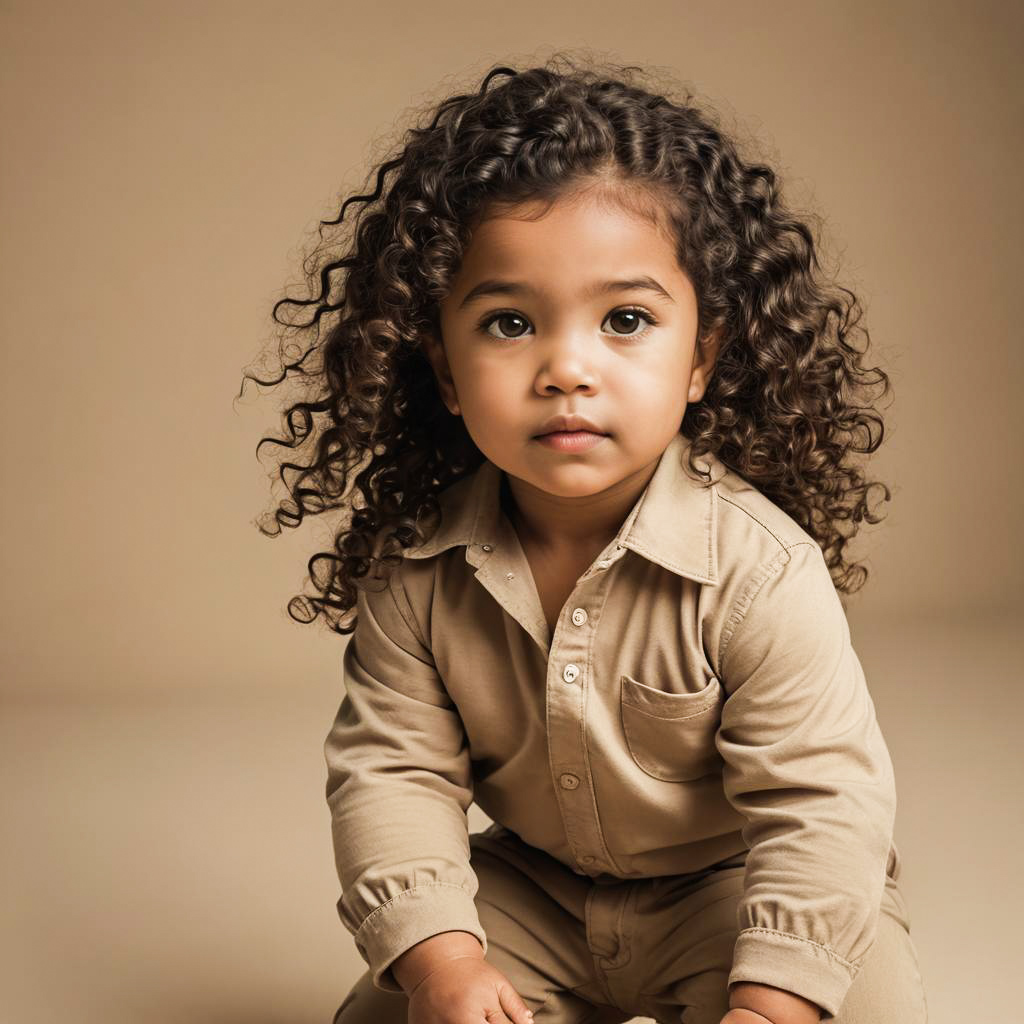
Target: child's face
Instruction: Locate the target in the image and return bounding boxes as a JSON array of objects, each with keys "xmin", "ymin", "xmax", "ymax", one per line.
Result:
[{"xmin": 423, "ymin": 186, "xmax": 718, "ymax": 505}]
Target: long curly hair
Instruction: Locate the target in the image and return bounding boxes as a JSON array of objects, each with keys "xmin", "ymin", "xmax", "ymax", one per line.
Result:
[{"xmin": 239, "ymin": 52, "xmax": 892, "ymax": 635}]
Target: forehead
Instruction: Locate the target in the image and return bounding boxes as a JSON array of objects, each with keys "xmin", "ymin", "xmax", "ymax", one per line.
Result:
[{"xmin": 451, "ymin": 185, "xmax": 690, "ymax": 296}]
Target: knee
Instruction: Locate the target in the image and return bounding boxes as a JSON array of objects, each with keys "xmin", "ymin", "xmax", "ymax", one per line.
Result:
[
  {"xmin": 831, "ymin": 911, "xmax": 928, "ymax": 1024},
  {"xmin": 332, "ymin": 970, "xmax": 409, "ymax": 1024}
]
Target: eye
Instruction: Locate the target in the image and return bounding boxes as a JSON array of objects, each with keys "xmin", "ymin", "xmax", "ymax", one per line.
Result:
[
  {"xmin": 476, "ymin": 306, "xmax": 659, "ymax": 342},
  {"xmin": 479, "ymin": 311, "xmax": 531, "ymax": 341},
  {"xmin": 604, "ymin": 307, "xmax": 657, "ymax": 337}
]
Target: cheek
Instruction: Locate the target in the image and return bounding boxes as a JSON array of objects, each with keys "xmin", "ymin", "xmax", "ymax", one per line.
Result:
[
  {"xmin": 621, "ymin": 352, "xmax": 690, "ymax": 404},
  {"xmin": 453, "ymin": 353, "xmax": 519, "ymax": 417}
]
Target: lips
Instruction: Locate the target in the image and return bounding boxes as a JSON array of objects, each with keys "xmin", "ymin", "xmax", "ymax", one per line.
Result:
[
  {"xmin": 534, "ymin": 430, "xmax": 609, "ymax": 453},
  {"xmin": 534, "ymin": 413, "xmax": 607, "ymax": 436},
  {"xmin": 537, "ymin": 429, "xmax": 606, "ymax": 437}
]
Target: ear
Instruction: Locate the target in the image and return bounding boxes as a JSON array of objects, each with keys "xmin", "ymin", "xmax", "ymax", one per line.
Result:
[
  {"xmin": 687, "ymin": 327, "xmax": 721, "ymax": 404},
  {"xmin": 419, "ymin": 331, "xmax": 461, "ymax": 416}
]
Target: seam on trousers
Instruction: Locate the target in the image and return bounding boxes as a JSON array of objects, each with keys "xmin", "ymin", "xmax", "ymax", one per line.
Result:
[{"xmin": 569, "ymin": 983, "xmax": 633, "ymax": 1023}]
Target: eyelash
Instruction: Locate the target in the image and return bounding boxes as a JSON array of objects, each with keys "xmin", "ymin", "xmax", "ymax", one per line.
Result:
[{"xmin": 474, "ymin": 305, "xmax": 660, "ymax": 343}]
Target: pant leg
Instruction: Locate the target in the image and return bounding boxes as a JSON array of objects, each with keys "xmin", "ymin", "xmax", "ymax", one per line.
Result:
[
  {"xmin": 330, "ymin": 970, "xmax": 405, "ymax": 1024},
  {"xmin": 625, "ymin": 857, "xmax": 927, "ymax": 1024},
  {"xmin": 831, "ymin": 873, "xmax": 929, "ymax": 1024},
  {"xmin": 331, "ymin": 823, "xmax": 636, "ymax": 1024},
  {"xmin": 604, "ymin": 859, "xmax": 748, "ymax": 1024},
  {"xmin": 331, "ymin": 971, "xmax": 637, "ymax": 1024}
]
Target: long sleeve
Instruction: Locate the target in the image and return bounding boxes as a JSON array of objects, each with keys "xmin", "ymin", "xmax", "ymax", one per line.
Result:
[
  {"xmin": 715, "ymin": 540, "xmax": 896, "ymax": 1020},
  {"xmin": 323, "ymin": 561, "xmax": 487, "ymax": 992}
]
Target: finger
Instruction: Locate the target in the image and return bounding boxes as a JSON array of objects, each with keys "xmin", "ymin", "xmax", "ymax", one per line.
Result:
[
  {"xmin": 496, "ymin": 983, "xmax": 535, "ymax": 1024},
  {"xmin": 482, "ymin": 1009, "xmax": 516, "ymax": 1024}
]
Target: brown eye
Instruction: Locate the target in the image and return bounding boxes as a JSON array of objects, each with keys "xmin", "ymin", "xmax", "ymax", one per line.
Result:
[
  {"xmin": 482, "ymin": 312, "xmax": 530, "ymax": 340},
  {"xmin": 604, "ymin": 309, "xmax": 651, "ymax": 336}
]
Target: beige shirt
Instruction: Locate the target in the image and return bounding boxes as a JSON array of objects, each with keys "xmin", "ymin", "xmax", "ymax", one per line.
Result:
[{"xmin": 324, "ymin": 431, "xmax": 901, "ymax": 1013}]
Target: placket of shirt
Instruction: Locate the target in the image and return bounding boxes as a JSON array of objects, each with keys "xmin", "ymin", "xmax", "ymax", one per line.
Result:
[{"xmin": 471, "ymin": 528, "xmax": 631, "ymax": 878}]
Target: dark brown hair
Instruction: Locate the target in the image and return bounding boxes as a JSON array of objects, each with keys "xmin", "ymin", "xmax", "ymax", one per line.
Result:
[{"xmin": 239, "ymin": 53, "xmax": 892, "ymax": 634}]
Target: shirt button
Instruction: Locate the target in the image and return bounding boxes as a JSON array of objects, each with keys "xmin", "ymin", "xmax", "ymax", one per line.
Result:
[
  {"xmin": 579, "ymin": 854, "xmax": 595, "ymax": 865},
  {"xmin": 481, "ymin": 544, "xmax": 492, "ymax": 552},
  {"xmin": 571, "ymin": 607, "xmax": 588, "ymax": 626},
  {"xmin": 562, "ymin": 663, "xmax": 580, "ymax": 684},
  {"xmin": 505, "ymin": 572, "xmax": 514, "ymax": 580},
  {"xmin": 559, "ymin": 773, "xmax": 580, "ymax": 789}
]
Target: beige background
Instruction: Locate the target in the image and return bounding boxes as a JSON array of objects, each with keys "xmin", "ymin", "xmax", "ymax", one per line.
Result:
[{"xmin": 2, "ymin": 1, "xmax": 1020, "ymax": 1021}]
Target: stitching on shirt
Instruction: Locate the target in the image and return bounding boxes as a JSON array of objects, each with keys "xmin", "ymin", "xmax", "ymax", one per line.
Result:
[
  {"xmin": 576, "ymin": 580, "xmax": 627, "ymax": 876},
  {"xmin": 737, "ymin": 925, "xmax": 858, "ymax": 971},
  {"xmin": 716, "ymin": 492, "xmax": 802, "ymax": 551},
  {"xmin": 621, "ymin": 694, "xmax": 720, "ymax": 721},
  {"xmin": 718, "ymin": 542, "xmax": 819, "ymax": 677},
  {"xmin": 706, "ymin": 484, "xmax": 717, "ymax": 579},
  {"xmin": 717, "ymin": 547, "xmax": 788, "ymax": 674},
  {"xmin": 355, "ymin": 881, "xmax": 475, "ymax": 929},
  {"xmin": 386, "ymin": 563, "xmax": 432, "ymax": 655}
]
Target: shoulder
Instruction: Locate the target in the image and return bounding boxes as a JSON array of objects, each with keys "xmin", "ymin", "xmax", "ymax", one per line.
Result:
[
  {"xmin": 370, "ymin": 531, "xmax": 460, "ymax": 658},
  {"xmin": 712, "ymin": 461, "xmax": 817, "ymax": 551},
  {"xmin": 703, "ymin": 463, "xmax": 836, "ymax": 678},
  {"xmin": 711, "ymin": 461, "xmax": 821, "ymax": 573}
]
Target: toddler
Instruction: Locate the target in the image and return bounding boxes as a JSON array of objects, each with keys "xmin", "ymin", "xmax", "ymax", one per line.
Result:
[{"xmin": 246, "ymin": 54, "xmax": 928, "ymax": 1024}]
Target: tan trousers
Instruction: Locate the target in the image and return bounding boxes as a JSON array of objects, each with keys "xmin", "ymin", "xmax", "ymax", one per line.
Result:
[{"xmin": 332, "ymin": 823, "xmax": 928, "ymax": 1024}]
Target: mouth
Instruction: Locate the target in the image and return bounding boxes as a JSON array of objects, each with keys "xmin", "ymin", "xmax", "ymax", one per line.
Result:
[
  {"xmin": 533, "ymin": 429, "xmax": 609, "ymax": 438},
  {"xmin": 533, "ymin": 430, "xmax": 610, "ymax": 452}
]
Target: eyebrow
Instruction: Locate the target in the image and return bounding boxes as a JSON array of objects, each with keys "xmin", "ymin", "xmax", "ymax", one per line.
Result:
[{"xmin": 457, "ymin": 275, "xmax": 676, "ymax": 310}]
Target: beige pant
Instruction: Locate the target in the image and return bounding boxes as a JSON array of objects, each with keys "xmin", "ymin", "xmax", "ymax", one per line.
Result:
[{"xmin": 333, "ymin": 823, "xmax": 928, "ymax": 1024}]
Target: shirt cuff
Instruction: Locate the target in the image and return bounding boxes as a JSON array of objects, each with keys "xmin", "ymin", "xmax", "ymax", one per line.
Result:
[
  {"xmin": 353, "ymin": 882, "xmax": 489, "ymax": 993},
  {"xmin": 728, "ymin": 926, "xmax": 860, "ymax": 1020}
]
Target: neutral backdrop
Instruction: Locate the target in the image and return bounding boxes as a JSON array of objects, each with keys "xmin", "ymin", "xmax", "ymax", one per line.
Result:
[{"xmin": 2, "ymin": 1, "xmax": 1020, "ymax": 1021}]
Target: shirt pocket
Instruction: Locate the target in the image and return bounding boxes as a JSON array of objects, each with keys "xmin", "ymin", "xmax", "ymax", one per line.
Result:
[{"xmin": 619, "ymin": 673, "xmax": 723, "ymax": 782}]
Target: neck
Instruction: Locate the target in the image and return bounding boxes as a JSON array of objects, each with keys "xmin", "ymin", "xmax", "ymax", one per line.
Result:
[{"xmin": 500, "ymin": 457, "xmax": 660, "ymax": 553}]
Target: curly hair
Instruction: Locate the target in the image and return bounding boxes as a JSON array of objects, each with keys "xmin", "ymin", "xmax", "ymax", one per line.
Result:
[{"xmin": 238, "ymin": 51, "xmax": 892, "ymax": 635}]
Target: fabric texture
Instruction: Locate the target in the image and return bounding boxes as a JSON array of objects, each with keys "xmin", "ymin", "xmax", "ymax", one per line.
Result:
[
  {"xmin": 331, "ymin": 824, "xmax": 927, "ymax": 1024},
  {"xmin": 323, "ymin": 431, "xmax": 905, "ymax": 1019}
]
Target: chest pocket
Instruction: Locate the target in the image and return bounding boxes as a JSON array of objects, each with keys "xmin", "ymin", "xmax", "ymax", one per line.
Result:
[{"xmin": 620, "ymin": 673, "xmax": 723, "ymax": 782}]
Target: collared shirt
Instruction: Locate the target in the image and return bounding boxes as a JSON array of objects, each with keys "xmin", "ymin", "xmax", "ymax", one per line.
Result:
[{"xmin": 323, "ymin": 431, "xmax": 901, "ymax": 1016}]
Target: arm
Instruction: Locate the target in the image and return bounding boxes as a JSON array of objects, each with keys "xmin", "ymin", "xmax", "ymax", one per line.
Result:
[
  {"xmin": 714, "ymin": 541, "xmax": 896, "ymax": 1021},
  {"xmin": 391, "ymin": 930, "xmax": 485, "ymax": 995},
  {"xmin": 323, "ymin": 561, "xmax": 486, "ymax": 993},
  {"xmin": 726, "ymin": 981, "xmax": 822, "ymax": 1023}
]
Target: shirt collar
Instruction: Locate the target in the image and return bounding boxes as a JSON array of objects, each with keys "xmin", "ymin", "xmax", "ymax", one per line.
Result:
[{"xmin": 403, "ymin": 431, "xmax": 723, "ymax": 585}]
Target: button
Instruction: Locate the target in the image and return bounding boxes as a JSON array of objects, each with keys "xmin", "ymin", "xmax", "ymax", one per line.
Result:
[
  {"xmin": 571, "ymin": 607, "xmax": 588, "ymax": 626},
  {"xmin": 505, "ymin": 572, "xmax": 514, "ymax": 580},
  {"xmin": 559, "ymin": 773, "xmax": 580, "ymax": 789},
  {"xmin": 562, "ymin": 663, "xmax": 580, "ymax": 684},
  {"xmin": 579, "ymin": 854, "xmax": 595, "ymax": 865},
  {"xmin": 481, "ymin": 544, "xmax": 492, "ymax": 552}
]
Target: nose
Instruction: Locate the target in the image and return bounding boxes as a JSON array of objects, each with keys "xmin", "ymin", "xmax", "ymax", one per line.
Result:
[{"xmin": 533, "ymin": 331, "xmax": 599, "ymax": 395}]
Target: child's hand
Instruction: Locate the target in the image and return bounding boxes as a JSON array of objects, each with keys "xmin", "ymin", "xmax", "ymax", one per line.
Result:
[{"xmin": 407, "ymin": 955, "xmax": 536, "ymax": 1024}]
